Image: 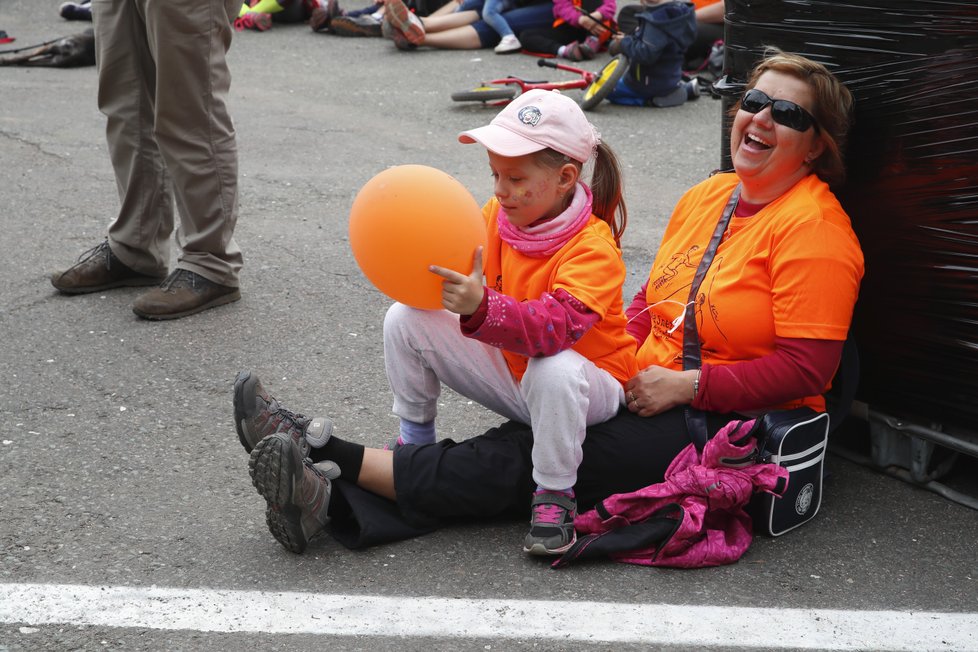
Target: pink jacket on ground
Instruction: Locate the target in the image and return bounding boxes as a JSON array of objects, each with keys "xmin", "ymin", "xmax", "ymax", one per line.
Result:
[{"xmin": 556, "ymin": 419, "xmax": 788, "ymax": 569}]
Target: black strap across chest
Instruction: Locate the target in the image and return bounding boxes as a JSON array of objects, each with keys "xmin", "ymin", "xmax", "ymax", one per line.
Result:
[{"xmin": 682, "ymin": 184, "xmax": 741, "ymax": 450}]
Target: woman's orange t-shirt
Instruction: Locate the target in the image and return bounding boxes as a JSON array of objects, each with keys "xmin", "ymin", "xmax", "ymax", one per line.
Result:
[{"xmin": 635, "ymin": 173, "xmax": 864, "ymax": 411}]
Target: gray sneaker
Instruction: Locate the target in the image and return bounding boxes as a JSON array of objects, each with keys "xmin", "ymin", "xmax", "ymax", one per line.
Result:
[
  {"xmin": 233, "ymin": 371, "xmax": 332, "ymax": 455},
  {"xmin": 523, "ymin": 491, "xmax": 577, "ymax": 555},
  {"xmin": 249, "ymin": 432, "xmax": 341, "ymax": 554}
]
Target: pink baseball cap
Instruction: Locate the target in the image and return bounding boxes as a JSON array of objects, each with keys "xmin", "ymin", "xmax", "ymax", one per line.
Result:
[{"xmin": 458, "ymin": 89, "xmax": 599, "ymax": 164}]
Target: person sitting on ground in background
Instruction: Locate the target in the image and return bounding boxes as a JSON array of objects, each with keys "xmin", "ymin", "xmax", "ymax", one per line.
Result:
[
  {"xmin": 616, "ymin": 0, "xmax": 722, "ymax": 74},
  {"xmin": 684, "ymin": 0, "xmax": 723, "ymax": 73},
  {"xmin": 482, "ymin": 0, "xmax": 525, "ymax": 53},
  {"xmin": 381, "ymin": 0, "xmax": 553, "ymax": 51},
  {"xmin": 232, "ymin": 49, "xmax": 862, "ymax": 559},
  {"xmin": 518, "ymin": 0, "xmax": 616, "ymax": 61},
  {"xmin": 310, "ymin": 0, "xmax": 451, "ymax": 37},
  {"xmin": 603, "ymin": 0, "xmax": 698, "ymax": 107}
]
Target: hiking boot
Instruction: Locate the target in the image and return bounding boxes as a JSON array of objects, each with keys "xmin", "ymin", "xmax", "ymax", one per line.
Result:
[
  {"xmin": 131, "ymin": 269, "xmax": 240, "ymax": 320},
  {"xmin": 233, "ymin": 370, "xmax": 333, "ymax": 455},
  {"xmin": 234, "ymin": 11, "xmax": 273, "ymax": 31},
  {"xmin": 249, "ymin": 432, "xmax": 340, "ymax": 554},
  {"xmin": 523, "ymin": 490, "xmax": 577, "ymax": 555},
  {"xmin": 51, "ymin": 240, "xmax": 166, "ymax": 295},
  {"xmin": 383, "ymin": 0, "xmax": 424, "ymax": 44},
  {"xmin": 309, "ymin": 0, "xmax": 340, "ymax": 31},
  {"xmin": 331, "ymin": 13, "xmax": 383, "ymax": 37}
]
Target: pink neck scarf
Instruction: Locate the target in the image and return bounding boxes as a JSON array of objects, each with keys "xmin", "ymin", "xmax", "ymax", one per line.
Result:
[{"xmin": 496, "ymin": 183, "xmax": 593, "ymax": 258}]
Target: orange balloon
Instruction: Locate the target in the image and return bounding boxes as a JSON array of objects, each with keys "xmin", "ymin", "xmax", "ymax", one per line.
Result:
[{"xmin": 349, "ymin": 165, "xmax": 486, "ymax": 310}]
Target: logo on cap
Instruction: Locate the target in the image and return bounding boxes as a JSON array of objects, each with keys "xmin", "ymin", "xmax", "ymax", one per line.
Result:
[{"xmin": 517, "ymin": 106, "xmax": 542, "ymax": 127}]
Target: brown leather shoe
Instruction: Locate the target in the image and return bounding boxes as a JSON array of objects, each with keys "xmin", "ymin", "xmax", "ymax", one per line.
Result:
[
  {"xmin": 132, "ymin": 269, "xmax": 240, "ymax": 320},
  {"xmin": 309, "ymin": 0, "xmax": 340, "ymax": 32},
  {"xmin": 51, "ymin": 240, "xmax": 166, "ymax": 294}
]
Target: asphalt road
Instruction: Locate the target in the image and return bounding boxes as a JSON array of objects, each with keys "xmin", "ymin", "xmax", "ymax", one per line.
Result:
[{"xmin": 1, "ymin": 1, "xmax": 977, "ymax": 650}]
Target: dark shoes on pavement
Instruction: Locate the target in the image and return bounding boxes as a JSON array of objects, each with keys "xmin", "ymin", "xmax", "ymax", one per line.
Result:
[
  {"xmin": 51, "ymin": 240, "xmax": 166, "ymax": 294},
  {"xmin": 53, "ymin": 241, "xmax": 240, "ymax": 320},
  {"xmin": 249, "ymin": 432, "xmax": 340, "ymax": 554},
  {"xmin": 233, "ymin": 370, "xmax": 333, "ymax": 455},
  {"xmin": 131, "ymin": 269, "xmax": 240, "ymax": 320},
  {"xmin": 330, "ymin": 14, "xmax": 383, "ymax": 37},
  {"xmin": 309, "ymin": 0, "xmax": 341, "ymax": 31}
]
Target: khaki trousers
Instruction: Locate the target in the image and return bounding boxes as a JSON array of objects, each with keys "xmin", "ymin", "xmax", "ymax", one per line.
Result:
[{"xmin": 93, "ymin": 0, "xmax": 243, "ymax": 286}]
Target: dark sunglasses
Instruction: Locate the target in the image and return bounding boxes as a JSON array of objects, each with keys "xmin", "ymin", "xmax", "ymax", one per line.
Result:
[{"xmin": 740, "ymin": 88, "xmax": 820, "ymax": 133}]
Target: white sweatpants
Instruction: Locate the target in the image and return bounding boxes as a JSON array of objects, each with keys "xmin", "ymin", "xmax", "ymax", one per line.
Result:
[{"xmin": 383, "ymin": 303, "xmax": 625, "ymax": 489}]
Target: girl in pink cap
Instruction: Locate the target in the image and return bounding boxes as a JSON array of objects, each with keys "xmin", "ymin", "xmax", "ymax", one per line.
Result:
[{"xmin": 377, "ymin": 89, "xmax": 636, "ymax": 555}]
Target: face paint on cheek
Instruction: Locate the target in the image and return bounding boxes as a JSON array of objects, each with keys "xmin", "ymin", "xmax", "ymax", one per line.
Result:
[
  {"xmin": 514, "ymin": 188, "xmax": 534, "ymax": 206},
  {"xmin": 520, "ymin": 179, "xmax": 552, "ymax": 206}
]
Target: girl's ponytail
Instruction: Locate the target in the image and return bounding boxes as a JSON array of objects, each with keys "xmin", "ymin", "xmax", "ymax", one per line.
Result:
[{"xmin": 590, "ymin": 141, "xmax": 627, "ymax": 247}]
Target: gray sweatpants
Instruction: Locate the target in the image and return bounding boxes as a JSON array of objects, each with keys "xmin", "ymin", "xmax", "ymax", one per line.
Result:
[
  {"xmin": 383, "ymin": 303, "xmax": 625, "ymax": 490},
  {"xmin": 93, "ymin": 0, "xmax": 243, "ymax": 286}
]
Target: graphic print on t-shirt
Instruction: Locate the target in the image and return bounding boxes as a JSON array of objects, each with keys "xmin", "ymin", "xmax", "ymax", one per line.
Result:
[
  {"xmin": 698, "ymin": 254, "xmax": 729, "ymax": 346},
  {"xmin": 652, "ymin": 245, "xmax": 700, "ymax": 291}
]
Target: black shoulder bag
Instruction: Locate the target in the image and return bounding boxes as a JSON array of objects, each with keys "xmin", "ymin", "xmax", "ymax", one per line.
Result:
[{"xmin": 681, "ymin": 184, "xmax": 829, "ymax": 537}]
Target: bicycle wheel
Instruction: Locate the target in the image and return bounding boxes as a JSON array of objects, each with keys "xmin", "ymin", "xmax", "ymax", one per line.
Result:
[
  {"xmin": 452, "ymin": 86, "xmax": 518, "ymax": 103},
  {"xmin": 580, "ymin": 54, "xmax": 629, "ymax": 111}
]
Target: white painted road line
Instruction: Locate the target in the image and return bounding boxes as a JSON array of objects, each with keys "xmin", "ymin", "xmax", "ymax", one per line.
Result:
[{"xmin": 1, "ymin": 583, "xmax": 976, "ymax": 650}]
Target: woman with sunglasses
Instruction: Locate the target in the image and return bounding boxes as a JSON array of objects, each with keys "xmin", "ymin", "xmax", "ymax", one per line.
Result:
[
  {"xmin": 622, "ymin": 48, "xmax": 861, "ymax": 420},
  {"xmin": 232, "ymin": 49, "xmax": 863, "ymax": 557}
]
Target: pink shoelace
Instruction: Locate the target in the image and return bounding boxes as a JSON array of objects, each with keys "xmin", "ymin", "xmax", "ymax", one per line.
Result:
[{"xmin": 532, "ymin": 502, "xmax": 567, "ymax": 525}]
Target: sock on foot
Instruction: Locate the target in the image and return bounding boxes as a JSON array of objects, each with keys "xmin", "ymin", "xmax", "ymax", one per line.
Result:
[
  {"xmin": 399, "ymin": 419, "xmax": 436, "ymax": 446},
  {"xmin": 310, "ymin": 436, "xmax": 364, "ymax": 482}
]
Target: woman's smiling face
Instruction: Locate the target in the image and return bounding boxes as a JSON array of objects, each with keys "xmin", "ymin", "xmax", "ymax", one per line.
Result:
[{"xmin": 731, "ymin": 70, "xmax": 825, "ymax": 203}]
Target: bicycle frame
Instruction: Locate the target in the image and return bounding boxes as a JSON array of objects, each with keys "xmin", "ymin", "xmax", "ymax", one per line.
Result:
[
  {"xmin": 452, "ymin": 54, "xmax": 629, "ymax": 110},
  {"xmin": 481, "ymin": 59, "xmax": 600, "ymax": 96}
]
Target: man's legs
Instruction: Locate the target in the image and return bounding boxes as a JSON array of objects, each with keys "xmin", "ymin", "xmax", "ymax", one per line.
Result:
[
  {"xmin": 96, "ymin": 0, "xmax": 174, "ymax": 277},
  {"xmin": 144, "ymin": 0, "xmax": 243, "ymax": 287},
  {"xmin": 58, "ymin": 0, "xmax": 242, "ymax": 315}
]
